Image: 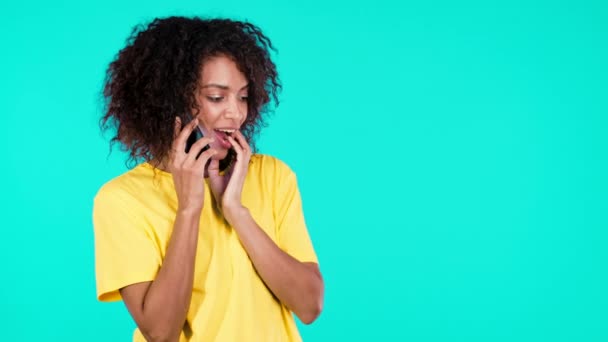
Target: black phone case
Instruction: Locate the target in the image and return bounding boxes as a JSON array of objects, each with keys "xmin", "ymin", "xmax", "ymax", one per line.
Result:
[
  {"xmin": 183, "ymin": 113, "xmax": 209, "ymax": 156},
  {"xmin": 182, "ymin": 112, "xmax": 234, "ymax": 168}
]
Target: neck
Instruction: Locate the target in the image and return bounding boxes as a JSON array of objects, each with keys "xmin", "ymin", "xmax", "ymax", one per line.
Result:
[
  {"xmin": 149, "ymin": 159, "xmax": 218, "ymax": 178},
  {"xmin": 150, "ymin": 158, "xmax": 212, "ymax": 178}
]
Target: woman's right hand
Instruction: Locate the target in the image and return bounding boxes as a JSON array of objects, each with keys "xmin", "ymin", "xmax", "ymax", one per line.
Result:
[{"xmin": 168, "ymin": 116, "xmax": 217, "ymax": 214}]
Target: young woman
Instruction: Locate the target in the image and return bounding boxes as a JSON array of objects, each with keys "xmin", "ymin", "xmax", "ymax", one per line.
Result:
[{"xmin": 93, "ymin": 16, "xmax": 324, "ymax": 342}]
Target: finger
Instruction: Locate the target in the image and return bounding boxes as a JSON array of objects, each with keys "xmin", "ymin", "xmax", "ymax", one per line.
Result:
[
  {"xmin": 173, "ymin": 117, "xmax": 200, "ymax": 152},
  {"xmin": 223, "ymin": 145, "xmax": 245, "ymax": 196},
  {"xmin": 227, "ymin": 136, "xmax": 247, "ymax": 167},
  {"xmin": 227, "ymin": 136, "xmax": 248, "ymax": 184},
  {"xmin": 192, "ymin": 148, "xmax": 218, "ymax": 172},
  {"xmin": 167, "ymin": 117, "xmax": 182, "ymax": 164},
  {"xmin": 232, "ymin": 131, "xmax": 251, "ymax": 154},
  {"xmin": 174, "ymin": 117, "xmax": 181, "ymax": 139},
  {"xmin": 227, "ymin": 135, "xmax": 244, "ymax": 156},
  {"xmin": 184, "ymin": 136, "xmax": 215, "ymax": 164}
]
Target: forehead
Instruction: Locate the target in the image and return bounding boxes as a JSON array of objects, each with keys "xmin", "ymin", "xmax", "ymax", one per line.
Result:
[{"xmin": 199, "ymin": 55, "xmax": 247, "ymax": 86}]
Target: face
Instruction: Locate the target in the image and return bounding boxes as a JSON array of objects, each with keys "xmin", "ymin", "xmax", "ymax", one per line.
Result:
[{"xmin": 193, "ymin": 55, "xmax": 249, "ymax": 160}]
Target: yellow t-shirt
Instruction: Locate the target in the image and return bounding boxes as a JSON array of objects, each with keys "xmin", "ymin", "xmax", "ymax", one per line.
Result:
[{"xmin": 93, "ymin": 154, "xmax": 318, "ymax": 342}]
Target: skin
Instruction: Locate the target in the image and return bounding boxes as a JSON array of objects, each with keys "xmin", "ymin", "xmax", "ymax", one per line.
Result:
[{"xmin": 119, "ymin": 55, "xmax": 324, "ymax": 342}]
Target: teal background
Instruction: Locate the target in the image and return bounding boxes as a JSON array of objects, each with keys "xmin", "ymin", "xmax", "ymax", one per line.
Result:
[{"xmin": 1, "ymin": 0, "xmax": 606, "ymax": 340}]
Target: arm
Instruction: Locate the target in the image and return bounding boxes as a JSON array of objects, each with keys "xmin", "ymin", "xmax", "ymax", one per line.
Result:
[
  {"xmin": 120, "ymin": 209, "xmax": 201, "ymax": 342},
  {"xmin": 209, "ymin": 132, "xmax": 324, "ymax": 324},
  {"xmin": 119, "ymin": 117, "xmax": 217, "ymax": 342},
  {"xmin": 224, "ymin": 206, "xmax": 324, "ymax": 324}
]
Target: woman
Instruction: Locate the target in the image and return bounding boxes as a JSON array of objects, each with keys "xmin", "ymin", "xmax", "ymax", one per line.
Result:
[{"xmin": 93, "ymin": 16, "xmax": 324, "ymax": 342}]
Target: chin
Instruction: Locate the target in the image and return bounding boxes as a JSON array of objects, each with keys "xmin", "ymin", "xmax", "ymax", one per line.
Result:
[{"xmin": 212, "ymin": 150, "xmax": 230, "ymax": 160}]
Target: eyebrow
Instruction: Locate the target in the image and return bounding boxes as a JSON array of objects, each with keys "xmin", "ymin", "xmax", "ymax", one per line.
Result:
[{"xmin": 201, "ymin": 83, "xmax": 249, "ymax": 90}]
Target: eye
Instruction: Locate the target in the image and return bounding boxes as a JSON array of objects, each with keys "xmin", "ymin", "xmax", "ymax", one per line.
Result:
[
  {"xmin": 207, "ymin": 96, "xmax": 223, "ymax": 103},
  {"xmin": 239, "ymin": 96, "xmax": 249, "ymax": 102}
]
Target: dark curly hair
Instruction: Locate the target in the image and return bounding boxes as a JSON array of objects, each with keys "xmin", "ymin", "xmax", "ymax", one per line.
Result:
[{"xmin": 100, "ymin": 16, "xmax": 281, "ymax": 169}]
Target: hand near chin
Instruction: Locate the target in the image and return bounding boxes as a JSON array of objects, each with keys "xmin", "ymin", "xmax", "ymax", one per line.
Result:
[{"xmin": 208, "ymin": 131, "xmax": 252, "ymax": 222}]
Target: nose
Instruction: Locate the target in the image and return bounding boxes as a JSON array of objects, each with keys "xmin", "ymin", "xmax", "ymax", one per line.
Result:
[{"xmin": 224, "ymin": 96, "xmax": 244, "ymax": 121}]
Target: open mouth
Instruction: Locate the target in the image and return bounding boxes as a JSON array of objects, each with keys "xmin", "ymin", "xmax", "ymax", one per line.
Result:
[{"xmin": 213, "ymin": 128, "xmax": 236, "ymax": 148}]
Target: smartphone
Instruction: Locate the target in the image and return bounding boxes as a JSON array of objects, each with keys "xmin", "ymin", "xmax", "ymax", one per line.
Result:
[
  {"xmin": 182, "ymin": 112, "xmax": 209, "ymax": 157},
  {"xmin": 182, "ymin": 112, "xmax": 235, "ymax": 169}
]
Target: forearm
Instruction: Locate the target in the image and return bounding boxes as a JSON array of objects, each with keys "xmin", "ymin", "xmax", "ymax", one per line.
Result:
[
  {"xmin": 225, "ymin": 206, "xmax": 324, "ymax": 324},
  {"xmin": 140, "ymin": 209, "xmax": 200, "ymax": 341}
]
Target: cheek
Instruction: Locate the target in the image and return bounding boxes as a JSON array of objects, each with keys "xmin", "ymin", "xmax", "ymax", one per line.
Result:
[
  {"xmin": 197, "ymin": 102, "xmax": 222, "ymax": 124},
  {"xmin": 241, "ymin": 104, "xmax": 249, "ymax": 123}
]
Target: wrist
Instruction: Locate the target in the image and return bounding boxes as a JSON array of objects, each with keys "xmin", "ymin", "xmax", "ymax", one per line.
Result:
[
  {"xmin": 177, "ymin": 205, "xmax": 203, "ymax": 218},
  {"xmin": 223, "ymin": 204, "xmax": 249, "ymax": 224}
]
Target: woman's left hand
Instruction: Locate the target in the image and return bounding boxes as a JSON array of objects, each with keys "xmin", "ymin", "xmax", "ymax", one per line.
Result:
[{"xmin": 208, "ymin": 131, "xmax": 252, "ymax": 221}]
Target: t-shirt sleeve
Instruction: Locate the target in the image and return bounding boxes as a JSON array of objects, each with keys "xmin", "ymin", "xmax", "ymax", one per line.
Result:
[
  {"xmin": 274, "ymin": 162, "xmax": 319, "ymax": 264},
  {"xmin": 93, "ymin": 183, "xmax": 161, "ymax": 302}
]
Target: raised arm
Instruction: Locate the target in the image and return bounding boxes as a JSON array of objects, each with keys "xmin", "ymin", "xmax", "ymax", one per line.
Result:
[{"xmin": 119, "ymin": 118, "xmax": 217, "ymax": 341}]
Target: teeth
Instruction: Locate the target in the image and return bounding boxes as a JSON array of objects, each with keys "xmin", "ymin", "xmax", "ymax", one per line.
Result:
[{"xmin": 217, "ymin": 129, "xmax": 235, "ymax": 134}]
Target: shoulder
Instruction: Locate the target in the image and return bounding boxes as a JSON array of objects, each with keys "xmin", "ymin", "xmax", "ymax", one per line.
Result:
[
  {"xmin": 93, "ymin": 163, "xmax": 156, "ymax": 206},
  {"xmin": 250, "ymin": 153, "xmax": 297, "ymax": 179}
]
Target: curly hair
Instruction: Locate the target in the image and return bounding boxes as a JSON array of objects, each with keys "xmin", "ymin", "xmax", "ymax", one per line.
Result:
[{"xmin": 100, "ymin": 16, "xmax": 281, "ymax": 168}]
